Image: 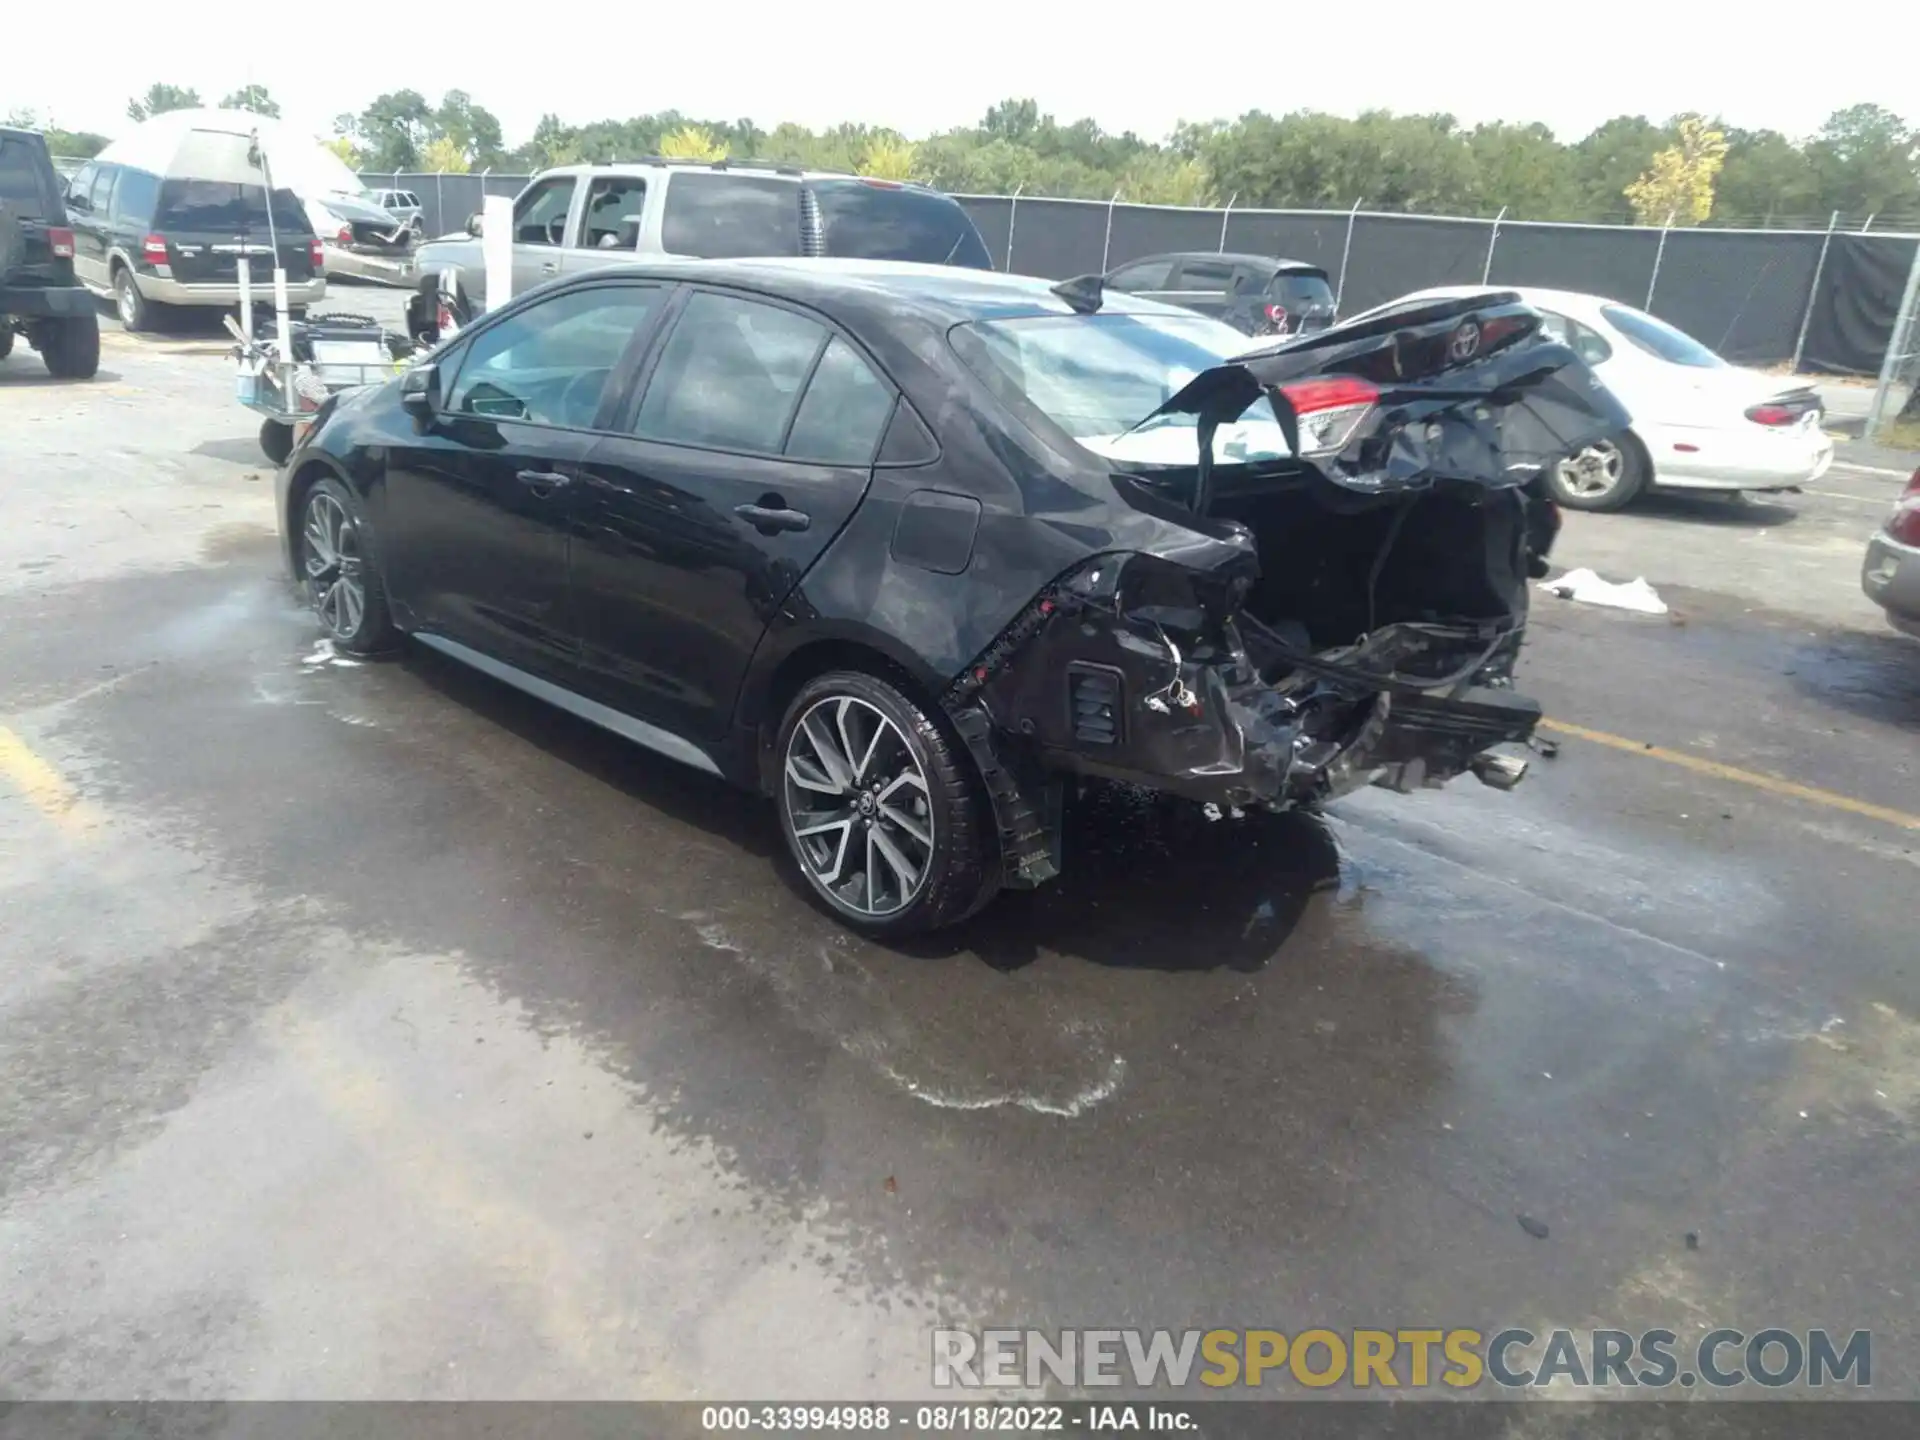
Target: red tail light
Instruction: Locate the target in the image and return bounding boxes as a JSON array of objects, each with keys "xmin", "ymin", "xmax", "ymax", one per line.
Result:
[
  {"xmin": 141, "ymin": 234, "xmax": 168, "ymax": 264},
  {"xmin": 335, "ymin": 225, "xmax": 352, "ymax": 246},
  {"xmin": 1745, "ymin": 403, "xmax": 1797, "ymax": 427},
  {"xmin": 1888, "ymin": 468, "xmax": 1920, "ymax": 546},
  {"xmin": 1264, "ymin": 303, "xmax": 1289, "ymax": 328},
  {"xmin": 48, "ymin": 226, "xmax": 75, "ymax": 259},
  {"xmin": 312, "ymin": 237, "xmax": 328, "ymax": 268},
  {"xmin": 1276, "ymin": 376, "xmax": 1380, "ymax": 457},
  {"xmin": 1888, "ymin": 496, "xmax": 1920, "ymax": 546}
]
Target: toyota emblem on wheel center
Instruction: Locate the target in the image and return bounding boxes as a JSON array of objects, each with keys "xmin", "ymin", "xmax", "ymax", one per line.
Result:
[{"xmin": 1448, "ymin": 320, "xmax": 1481, "ymax": 362}]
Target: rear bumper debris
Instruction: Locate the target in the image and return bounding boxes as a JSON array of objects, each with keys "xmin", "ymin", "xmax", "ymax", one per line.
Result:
[{"xmin": 949, "ymin": 553, "xmax": 1542, "ymax": 816}]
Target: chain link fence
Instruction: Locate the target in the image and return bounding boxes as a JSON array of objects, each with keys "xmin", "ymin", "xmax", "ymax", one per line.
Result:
[
  {"xmin": 1864, "ymin": 243, "xmax": 1920, "ymax": 442},
  {"xmin": 356, "ymin": 170, "xmax": 1919, "ymax": 379}
]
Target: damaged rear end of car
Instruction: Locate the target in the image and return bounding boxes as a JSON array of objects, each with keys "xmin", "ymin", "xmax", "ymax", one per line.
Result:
[{"xmin": 944, "ymin": 290, "xmax": 1629, "ymax": 864}]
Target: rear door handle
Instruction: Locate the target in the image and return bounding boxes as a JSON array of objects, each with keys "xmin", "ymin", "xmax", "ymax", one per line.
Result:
[
  {"xmin": 734, "ymin": 503, "xmax": 811, "ymax": 533},
  {"xmin": 541, "ymin": 261, "xmax": 559, "ymax": 275},
  {"xmin": 515, "ymin": 468, "xmax": 572, "ymax": 496}
]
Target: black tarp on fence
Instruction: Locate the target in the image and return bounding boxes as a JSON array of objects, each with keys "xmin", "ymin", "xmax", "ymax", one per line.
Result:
[{"xmin": 361, "ymin": 172, "xmax": 1919, "ymax": 377}]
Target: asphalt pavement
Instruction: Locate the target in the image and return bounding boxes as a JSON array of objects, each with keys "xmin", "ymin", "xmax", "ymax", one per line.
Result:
[{"xmin": 1, "ymin": 320, "xmax": 1916, "ymax": 1406}]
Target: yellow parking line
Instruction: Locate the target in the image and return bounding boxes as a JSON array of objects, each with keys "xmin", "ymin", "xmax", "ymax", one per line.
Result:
[
  {"xmin": 1540, "ymin": 718, "xmax": 1920, "ymax": 832},
  {"xmin": 0, "ymin": 725, "xmax": 96, "ymax": 835}
]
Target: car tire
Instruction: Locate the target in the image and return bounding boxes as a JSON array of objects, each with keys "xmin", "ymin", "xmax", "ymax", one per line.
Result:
[
  {"xmin": 260, "ymin": 419, "xmax": 294, "ymax": 466},
  {"xmin": 0, "ymin": 326, "xmax": 13, "ymax": 361},
  {"xmin": 1546, "ymin": 433, "xmax": 1648, "ymax": 512},
  {"xmin": 776, "ymin": 670, "xmax": 998, "ymax": 936},
  {"xmin": 39, "ymin": 314, "xmax": 100, "ymax": 379},
  {"xmin": 296, "ymin": 476, "xmax": 395, "ymax": 656},
  {"xmin": 113, "ymin": 266, "xmax": 152, "ymax": 333}
]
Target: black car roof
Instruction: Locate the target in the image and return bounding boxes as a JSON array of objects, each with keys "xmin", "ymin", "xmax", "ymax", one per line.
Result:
[
  {"xmin": 1113, "ymin": 251, "xmax": 1328, "ymax": 276},
  {"xmin": 561, "ymin": 257, "xmax": 1205, "ymax": 325}
]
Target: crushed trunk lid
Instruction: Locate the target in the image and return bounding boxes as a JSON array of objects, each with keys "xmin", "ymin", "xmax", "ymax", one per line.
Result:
[{"xmin": 1126, "ymin": 290, "xmax": 1633, "ymax": 508}]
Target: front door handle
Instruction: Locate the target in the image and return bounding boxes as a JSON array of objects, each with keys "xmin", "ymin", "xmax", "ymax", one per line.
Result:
[
  {"xmin": 515, "ymin": 468, "xmax": 572, "ymax": 496},
  {"xmin": 734, "ymin": 503, "xmax": 811, "ymax": 534},
  {"xmin": 541, "ymin": 261, "xmax": 559, "ymax": 275}
]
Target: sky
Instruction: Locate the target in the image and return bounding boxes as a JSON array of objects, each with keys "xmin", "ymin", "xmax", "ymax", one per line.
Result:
[{"xmin": 9, "ymin": 1, "xmax": 1917, "ymax": 150}]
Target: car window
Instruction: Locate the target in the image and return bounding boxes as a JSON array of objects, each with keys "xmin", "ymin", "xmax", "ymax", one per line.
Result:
[
  {"xmin": 1270, "ymin": 270, "xmax": 1335, "ymax": 314},
  {"xmin": 577, "ymin": 175, "xmax": 647, "ymax": 251},
  {"xmin": 951, "ymin": 311, "xmax": 1290, "ymax": 465},
  {"xmin": 1108, "ymin": 258, "xmax": 1174, "ymax": 291},
  {"xmin": 1538, "ymin": 311, "xmax": 1613, "ymax": 365},
  {"xmin": 1599, "ymin": 303, "xmax": 1721, "ymax": 368},
  {"xmin": 88, "ymin": 166, "xmax": 118, "ymax": 217},
  {"xmin": 660, "ymin": 173, "xmax": 801, "ymax": 259},
  {"xmin": 153, "ymin": 179, "xmax": 307, "ymax": 232},
  {"xmin": 446, "ymin": 284, "xmax": 659, "ymax": 429},
  {"xmin": 512, "ymin": 176, "xmax": 576, "ymax": 246},
  {"xmin": 65, "ymin": 162, "xmax": 97, "ymax": 213},
  {"xmin": 113, "ymin": 168, "xmax": 158, "ymax": 223},
  {"xmin": 0, "ymin": 134, "xmax": 49, "ymax": 211},
  {"xmin": 784, "ymin": 338, "xmax": 895, "ymax": 465},
  {"xmin": 634, "ymin": 292, "xmax": 826, "ymax": 452},
  {"xmin": 1173, "ymin": 259, "xmax": 1235, "ymax": 292},
  {"xmin": 808, "ymin": 180, "xmax": 992, "ymax": 268}
]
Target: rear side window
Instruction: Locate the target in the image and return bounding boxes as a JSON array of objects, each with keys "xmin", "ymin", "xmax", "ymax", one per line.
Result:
[
  {"xmin": 578, "ymin": 175, "xmax": 647, "ymax": 250},
  {"xmin": 113, "ymin": 169, "xmax": 159, "ymax": 224},
  {"xmin": 154, "ymin": 179, "xmax": 308, "ymax": 233},
  {"xmin": 1269, "ymin": 270, "xmax": 1334, "ymax": 314},
  {"xmin": 660, "ymin": 173, "xmax": 801, "ymax": 259},
  {"xmin": 1108, "ymin": 258, "xmax": 1174, "ymax": 290},
  {"xmin": 88, "ymin": 166, "xmax": 118, "ymax": 216},
  {"xmin": 0, "ymin": 134, "xmax": 50, "ymax": 212},
  {"xmin": 1173, "ymin": 259, "xmax": 1235, "ymax": 292},
  {"xmin": 635, "ymin": 292, "xmax": 824, "ymax": 451},
  {"xmin": 809, "ymin": 181, "xmax": 993, "ymax": 268},
  {"xmin": 785, "ymin": 338, "xmax": 894, "ymax": 464}
]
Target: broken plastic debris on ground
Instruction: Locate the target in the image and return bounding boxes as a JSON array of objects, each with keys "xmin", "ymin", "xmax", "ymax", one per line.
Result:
[{"xmin": 1539, "ymin": 567, "xmax": 1670, "ymax": 615}]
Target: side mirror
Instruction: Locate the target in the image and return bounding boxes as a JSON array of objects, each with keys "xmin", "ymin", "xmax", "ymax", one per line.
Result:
[
  {"xmin": 465, "ymin": 212, "xmax": 483, "ymax": 238},
  {"xmin": 400, "ymin": 363, "xmax": 439, "ymax": 417}
]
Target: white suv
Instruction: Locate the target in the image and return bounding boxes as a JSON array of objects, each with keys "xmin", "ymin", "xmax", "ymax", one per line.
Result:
[{"xmin": 406, "ymin": 159, "xmax": 993, "ymax": 342}]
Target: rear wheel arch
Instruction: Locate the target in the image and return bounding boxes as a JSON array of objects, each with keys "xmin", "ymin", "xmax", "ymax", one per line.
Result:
[{"xmin": 747, "ymin": 633, "xmax": 954, "ymax": 793}]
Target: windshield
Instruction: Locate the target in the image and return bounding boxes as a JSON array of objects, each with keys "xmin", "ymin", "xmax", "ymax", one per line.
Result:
[
  {"xmin": 1600, "ymin": 303, "xmax": 1723, "ymax": 369},
  {"xmin": 952, "ymin": 311, "xmax": 1290, "ymax": 465}
]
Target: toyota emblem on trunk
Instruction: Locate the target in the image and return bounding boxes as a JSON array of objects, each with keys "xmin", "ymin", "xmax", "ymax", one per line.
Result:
[{"xmin": 1448, "ymin": 321, "xmax": 1481, "ymax": 362}]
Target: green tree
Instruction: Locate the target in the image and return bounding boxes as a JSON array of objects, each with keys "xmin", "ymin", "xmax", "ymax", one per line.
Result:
[
  {"xmin": 1572, "ymin": 116, "xmax": 1668, "ymax": 221},
  {"xmin": 1805, "ymin": 104, "xmax": 1920, "ymax": 221},
  {"xmin": 126, "ymin": 84, "xmax": 202, "ymax": 123},
  {"xmin": 1464, "ymin": 122, "xmax": 1582, "ymax": 218},
  {"xmin": 351, "ymin": 90, "xmax": 434, "ymax": 171},
  {"xmin": 1624, "ymin": 116, "xmax": 1730, "ymax": 225},
  {"xmin": 1714, "ymin": 127, "xmax": 1822, "ymax": 225},
  {"xmin": 220, "ymin": 85, "xmax": 281, "ymax": 118},
  {"xmin": 433, "ymin": 90, "xmax": 506, "ymax": 169}
]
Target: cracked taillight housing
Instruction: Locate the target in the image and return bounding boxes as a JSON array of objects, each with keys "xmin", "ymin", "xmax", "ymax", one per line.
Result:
[{"xmin": 1277, "ymin": 376, "xmax": 1379, "ymax": 457}]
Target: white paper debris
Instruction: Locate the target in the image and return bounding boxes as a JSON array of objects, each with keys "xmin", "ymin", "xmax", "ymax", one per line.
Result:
[{"xmin": 1539, "ymin": 567, "xmax": 1669, "ymax": 615}]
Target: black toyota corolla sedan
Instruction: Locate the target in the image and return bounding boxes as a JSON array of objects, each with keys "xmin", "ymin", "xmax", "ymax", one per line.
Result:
[{"xmin": 276, "ymin": 260, "xmax": 1627, "ymax": 935}]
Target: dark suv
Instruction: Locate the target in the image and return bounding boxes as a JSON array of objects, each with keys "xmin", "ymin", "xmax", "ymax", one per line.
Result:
[
  {"xmin": 62, "ymin": 154, "xmax": 323, "ymax": 332},
  {"xmin": 1102, "ymin": 251, "xmax": 1337, "ymax": 338},
  {"xmin": 0, "ymin": 126, "xmax": 100, "ymax": 378}
]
